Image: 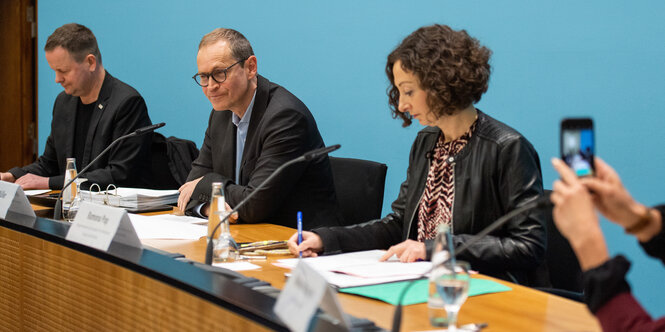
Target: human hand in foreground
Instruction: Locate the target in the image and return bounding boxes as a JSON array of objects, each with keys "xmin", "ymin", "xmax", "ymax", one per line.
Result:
[
  {"xmin": 15, "ymin": 173, "xmax": 49, "ymax": 190},
  {"xmin": 581, "ymin": 157, "xmax": 661, "ymax": 241},
  {"xmin": 551, "ymin": 158, "xmax": 609, "ymax": 270},
  {"xmin": 287, "ymin": 230, "xmax": 323, "ymax": 257},
  {"xmin": 379, "ymin": 239, "xmax": 426, "ymax": 263}
]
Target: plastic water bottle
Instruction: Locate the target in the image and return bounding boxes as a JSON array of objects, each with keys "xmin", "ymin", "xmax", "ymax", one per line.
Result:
[
  {"xmin": 428, "ymin": 224, "xmax": 453, "ymax": 327},
  {"xmin": 62, "ymin": 158, "xmax": 77, "ymax": 219},
  {"xmin": 207, "ymin": 182, "xmax": 223, "ymax": 241},
  {"xmin": 208, "ymin": 182, "xmax": 233, "ymax": 262}
]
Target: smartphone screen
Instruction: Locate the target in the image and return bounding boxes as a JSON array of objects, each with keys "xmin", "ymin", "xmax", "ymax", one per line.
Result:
[{"xmin": 561, "ymin": 118, "xmax": 594, "ymax": 177}]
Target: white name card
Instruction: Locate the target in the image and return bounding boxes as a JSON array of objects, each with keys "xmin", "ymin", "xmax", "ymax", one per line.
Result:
[
  {"xmin": 0, "ymin": 181, "xmax": 36, "ymax": 223},
  {"xmin": 274, "ymin": 260, "xmax": 349, "ymax": 332},
  {"xmin": 66, "ymin": 201, "xmax": 142, "ymax": 251}
]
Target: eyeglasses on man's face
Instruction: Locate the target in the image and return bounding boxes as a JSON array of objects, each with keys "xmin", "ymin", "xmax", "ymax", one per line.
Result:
[{"xmin": 192, "ymin": 58, "xmax": 246, "ymax": 87}]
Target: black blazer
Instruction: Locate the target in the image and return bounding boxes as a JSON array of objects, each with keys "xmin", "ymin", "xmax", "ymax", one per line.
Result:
[
  {"xmin": 186, "ymin": 75, "xmax": 342, "ymax": 229},
  {"xmin": 9, "ymin": 71, "xmax": 152, "ymax": 189}
]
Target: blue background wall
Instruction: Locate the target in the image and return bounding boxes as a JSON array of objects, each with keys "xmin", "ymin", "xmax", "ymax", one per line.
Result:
[{"xmin": 38, "ymin": 1, "xmax": 665, "ymax": 316}]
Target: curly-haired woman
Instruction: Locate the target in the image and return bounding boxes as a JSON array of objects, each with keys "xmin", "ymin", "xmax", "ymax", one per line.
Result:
[{"xmin": 289, "ymin": 24, "xmax": 547, "ymax": 285}]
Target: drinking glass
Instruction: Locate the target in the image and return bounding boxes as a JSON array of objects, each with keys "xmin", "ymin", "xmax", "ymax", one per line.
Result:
[
  {"xmin": 65, "ymin": 178, "xmax": 88, "ymax": 222},
  {"xmin": 434, "ymin": 261, "xmax": 470, "ymax": 332},
  {"xmin": 429, "ymin": 224, "xmax": 453, "ymax": 327},
  {"xmin": 213, "ymin": 209, "xmax": 238, "ymax": 262}
]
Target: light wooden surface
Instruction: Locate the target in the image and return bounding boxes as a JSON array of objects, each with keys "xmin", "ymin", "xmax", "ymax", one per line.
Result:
[
  {"xmin": 31, "ymin": 201, "xmax": 601, "ymax": 331},
  {"xmin": 144, "ymin": 219, "xmax": 601, "ymax": 332}
]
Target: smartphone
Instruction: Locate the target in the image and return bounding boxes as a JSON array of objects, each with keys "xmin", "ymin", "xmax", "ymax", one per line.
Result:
[{"xmin": 560, "ymin": 118, "xmax": 595, "ymax": 177}]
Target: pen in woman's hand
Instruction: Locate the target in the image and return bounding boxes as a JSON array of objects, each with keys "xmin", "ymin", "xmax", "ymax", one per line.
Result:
[{"xmin": 297, "ymin": 211, "xmax": 303, "ymax": 258}]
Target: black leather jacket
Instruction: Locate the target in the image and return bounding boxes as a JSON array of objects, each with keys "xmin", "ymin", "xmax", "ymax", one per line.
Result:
[{"xmin": 315, "ymin": 110, "xmax": 547, "ymax": 285}]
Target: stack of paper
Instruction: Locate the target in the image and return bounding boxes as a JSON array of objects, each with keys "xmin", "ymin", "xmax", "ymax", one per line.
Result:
[
  {"xmin": 128, "ymin": 214, "xmax": 207, "ymax": 240},
  {"xmin": 81, "ymin": 188, "xmax": 179, "ymax": 210},
  {"xmin": 274, "ymin": 250, "xmax": 432, "ymax": 288},
  {"xmin": 24, "ymin": 189, "xmax": 51, "ymax": 196}
]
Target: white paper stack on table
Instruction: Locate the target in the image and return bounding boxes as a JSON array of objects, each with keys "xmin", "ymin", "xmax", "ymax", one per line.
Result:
[
  {"xmin": 274, "ymin": 250, "xmax": 432, "ymax": 288},
  {"xmin": 128, "ymin": 214, "xmax": 207, "ymax": 240},
  {"xmin": 81, "ymin": 188, "xmax": 179, "ymax": 210},
  {"xmin": 23, "ymin": 189, "xmax": 51, "ymax": 196}
]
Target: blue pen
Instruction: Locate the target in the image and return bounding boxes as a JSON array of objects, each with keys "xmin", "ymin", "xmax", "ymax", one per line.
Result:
[{"xmin": 297, "ymin": 211, "xmax": 303, "ymax": 258}]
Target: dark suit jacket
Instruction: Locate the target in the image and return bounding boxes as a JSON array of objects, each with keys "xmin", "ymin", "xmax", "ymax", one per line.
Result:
[
  {"xmin": 9, "ymin": 71, "xmax": 152, "ymax": 189},
  {"xmin": 186, "ymin": 75, "xmax": 342, "ymax": 229}
]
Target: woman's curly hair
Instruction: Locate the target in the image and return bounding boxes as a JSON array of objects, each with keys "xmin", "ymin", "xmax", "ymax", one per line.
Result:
[{"xmin": 386, "ymin": 24, "xmax": 492, "ymax": 127}]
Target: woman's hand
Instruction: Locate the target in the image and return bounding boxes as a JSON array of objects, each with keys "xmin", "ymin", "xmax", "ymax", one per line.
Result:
[
  {"xmin": 287, "ymin": 231, "xmax": 323, "ymax": 257},
  {"xmin": 379, "ymin": 239, "xmax": 426, "ymax": 262}
]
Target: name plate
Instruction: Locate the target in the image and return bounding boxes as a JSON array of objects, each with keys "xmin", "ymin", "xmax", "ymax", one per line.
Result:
[
  {"xmin": 66, "ymin": 201, "xmax": 142, "ymax": 251},
  {"xmin": 274, "ymin": 260, "xmax": 349, "ymax": 332},
  {"xmin": 0, "ymin": 181, "xmax": 36, "ymax": 224}
]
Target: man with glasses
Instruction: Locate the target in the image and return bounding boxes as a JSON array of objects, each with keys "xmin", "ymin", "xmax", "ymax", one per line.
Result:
[
  {"xmin": 1, "ymin": 23, "xmax": 152, "ymax": 190},
  {"xmin": 177, "ymin": 28, "xmax": 342, "ymax": 229}
]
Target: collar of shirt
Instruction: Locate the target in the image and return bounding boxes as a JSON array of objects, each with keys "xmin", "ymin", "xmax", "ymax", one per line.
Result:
[
  {"xmin": 232, "ymin": 90, "xmax": 257, "ymax": 184},
  {"xmin": 232, "ymin": 90, "xmax": 256, "ymax": 128}
]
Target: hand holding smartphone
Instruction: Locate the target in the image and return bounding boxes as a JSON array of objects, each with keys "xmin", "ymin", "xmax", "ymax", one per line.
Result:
[{"xmin": 560, "ymin": 118, "xmax": 595, "ymax": 177}]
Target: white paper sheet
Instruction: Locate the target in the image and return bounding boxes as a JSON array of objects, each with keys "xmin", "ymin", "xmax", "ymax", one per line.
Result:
[
  {"xmin": 212, "ymin": 261, "xmax": 261, "ymax": 271},
  {"xmin": 331, "ymin": 260, "xmax": 431, "ymax": 278},
  {"xmin": 274, "ymin": 250, "xmax": 431, "ymax": 288},
  {"xmin": 23, "ymin": 189, "xmax": 51, "ymax": 196},
  {"xmin": 140, "ymin": 213, "xmax": 207, "ymax": 225},
  {"xmin": 113, "ymin": 188, "xmax": 180, "ymax": 197},
  {"xmin": 128, "ymin": 214, "xmax": 207, "ymax": 240}
]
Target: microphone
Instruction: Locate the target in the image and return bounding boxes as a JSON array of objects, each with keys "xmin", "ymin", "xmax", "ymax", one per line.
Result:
[
  {"xmin": 302, "ymin": 144, "xmax": 341, "ymax": 161},
  {"xmin": 204, "ymin": 144, "xmax": 341, "ymax": 265},
  {"xmin": 390, "ymin": 194, "xmax": 552, "ymax": 332},
  {"xmin": 53, "ymin": 122, "xmax": 166, "ymax": 220},
  {"xmin": 133, "ymin": 122, "xmax": 165, "ymax": 136}
]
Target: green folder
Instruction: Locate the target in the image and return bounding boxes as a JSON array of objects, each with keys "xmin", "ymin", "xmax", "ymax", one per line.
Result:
[{"xmin": 339, "ymin": 278, "xmax": 511, "ymax": 306}]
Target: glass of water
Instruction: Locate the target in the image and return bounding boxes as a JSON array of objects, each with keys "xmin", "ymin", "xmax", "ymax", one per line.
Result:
[
  {"xmin": 65, "ymin": 178, "xmax": 88, "ymax": 222},
  {"xmin": 429, "ymin": 224, "xmax": 453, "ymax": 327},
  {"xmin": 213, "ymin": 209, "xmax": 238, "ymax": 262},
  {"xmin": 434, "ymin": 261, "xmax": 470, "ymax": 332}
]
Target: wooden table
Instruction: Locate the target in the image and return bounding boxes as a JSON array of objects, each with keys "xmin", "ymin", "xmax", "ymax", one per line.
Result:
[
  {"xmin": 33, "ymin": 202, "xmax": 600, "ymax": 331},
  {"xmin": 144, "ymin": 217, "xmax": 600, "ymax": 331}
]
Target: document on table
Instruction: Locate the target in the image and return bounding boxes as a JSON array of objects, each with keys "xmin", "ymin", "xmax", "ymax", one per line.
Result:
[
  {"xmin": 138, "ymin": 213, "xmax": 207, "ymax": 225},
  {"xmin": 274, "ymin": 250, "xmax": 431, "ymax": 288},
  {"xmin": 128, "ymin": 214, "xmax": 207, "ymax": 240},
  {"xmin": 81, "ymin": 187, "xmax": 179, "ymax": 209},
  {"xmin": 340, "ymin": 278, "xmax": 512, "ymax": 305},
  {"xmin": 23, "ymin": 189, "xmax": 51, "ymax": 196},
  {"xmin": 213, "ymin": 261, "xmax": 261, "ymax": 271}
]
